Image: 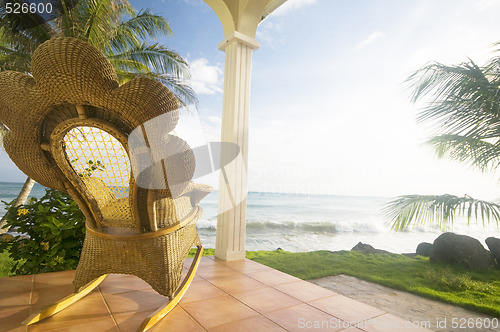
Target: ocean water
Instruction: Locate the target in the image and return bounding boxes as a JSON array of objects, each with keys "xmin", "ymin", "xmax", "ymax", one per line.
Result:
[
  {"xmin": 2, "ymin": 182, "xmax": 499, "ymax": 253},
  {"xmin": 0, "ymin": 182, "xmax": 48, "ymax": 212},
  {"xmin": 198, "ymin": 191, "xmax": 500, "ymax": 253}
]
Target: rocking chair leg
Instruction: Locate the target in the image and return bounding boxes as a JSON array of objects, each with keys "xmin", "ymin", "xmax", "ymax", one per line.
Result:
[
  {"xmin": 23, "ymin": 274, "xmax": 108, "ymax": 325},
  {"xmin": 137, "ymin": 246, "xmax": 204, "ymax": 332}
]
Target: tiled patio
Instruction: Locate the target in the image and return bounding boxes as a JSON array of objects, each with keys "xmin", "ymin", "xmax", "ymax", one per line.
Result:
[{"xmin": 0, "ymin": 256, "xmax": 431, "ymax": 332}]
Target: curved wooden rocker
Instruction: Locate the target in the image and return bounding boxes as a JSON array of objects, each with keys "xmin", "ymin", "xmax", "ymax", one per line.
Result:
[
  {"xmin": 24, "ymin": 245, "xmax": 204, "ymax": 331},
  {"xmin": 139, "ymin": 245, "xmax": 203, "ymax": 332},
  {"xmin": 0, "ymin": 37, "xmax": 212, "ymax": 331},
  {"xmin": 22, "ymin": 274, "xmax": 108, "ymax": 326}
]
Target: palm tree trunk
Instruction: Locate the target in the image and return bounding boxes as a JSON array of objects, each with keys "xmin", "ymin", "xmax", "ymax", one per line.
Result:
[{"xmin": 0, "ymin": 177, "xmax": 35, "ymax": 233}]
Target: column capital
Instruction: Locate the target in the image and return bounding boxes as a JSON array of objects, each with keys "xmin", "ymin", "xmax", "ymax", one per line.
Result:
[{"xmin": 218, "ymin": 31, "xmax": 261, "ymax": 52}]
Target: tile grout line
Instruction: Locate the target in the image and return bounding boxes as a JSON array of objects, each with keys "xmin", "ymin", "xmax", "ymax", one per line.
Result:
[
  {"xmin": 196, "ymin": 258, "xmax": 382, "ymax": 331},
  {"xmin": 27, "ymin": 275, "xmax": 34, "ymax": 332},
  {"xmin": 195, "ymin": 268, "xmax": 295, "ymax": 331},
  {"xmin": 28, "ymin": 274, "xmax": 35, "ymax": 315},
  {"xmin": 356, "ymin": 311, "xmax": 396, "ymax": 332},
  {"xmin": 213, "ymin": 258, "xmax": 340, "ymax": 305},
  {"xmin": 307, "ymin": 298, "xmax": 389, "ymax": 330},
  {"xmin": 264, "ymin": 299, "xmax": 352, "ymax": 332},
  {"xmin": 183, "ymin": 268, "xmax": 266, "ymax": 330},
  {"xmin": 187, "ymin": 259, "xmax": 390, "ymax": 331},
  {"xmin": 98, "ymin": 286, "xmax": 121, "ymax": 332},
  {"xmin": 176, "ymin": 304, "xmax": 209, "ymax": 332},
  {"xmin": 129, "ymin": 265, "xmax": 210, "ymax": 331}
]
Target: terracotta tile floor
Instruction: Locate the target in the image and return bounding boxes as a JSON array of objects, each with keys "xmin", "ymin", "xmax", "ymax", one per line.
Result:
[{"xmin": 0, "ymin": 257, "xmax": 432, "ymax": 331}]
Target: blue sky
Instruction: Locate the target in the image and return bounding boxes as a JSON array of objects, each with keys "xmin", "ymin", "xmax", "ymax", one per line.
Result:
[{"xmin": 2, "ymin": 0, "xmax": 500, "ymax": 199}]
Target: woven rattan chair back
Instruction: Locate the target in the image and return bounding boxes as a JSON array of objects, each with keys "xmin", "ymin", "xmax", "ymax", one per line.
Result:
[
  {"xmin": 59, "ymin": 125, "xmax": 134, "ymax": 228},
  {"xmin": 0, "ymin": 37, "xmax": 212, "ymax": 331}
]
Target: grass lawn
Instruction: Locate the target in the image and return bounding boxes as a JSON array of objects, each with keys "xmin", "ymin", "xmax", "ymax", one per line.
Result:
[
  {"xmin": 246, "ymin": 250, "xmax": 500, "ymax": 317},
  {"xmin": 2, "ymin": 248, "xmax": 499, "ymax": 317}
]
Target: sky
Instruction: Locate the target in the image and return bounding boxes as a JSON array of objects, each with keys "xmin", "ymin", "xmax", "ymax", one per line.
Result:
[{"xmin": 2, "ymin": 0, "xmax": 500, "ymax": 200}]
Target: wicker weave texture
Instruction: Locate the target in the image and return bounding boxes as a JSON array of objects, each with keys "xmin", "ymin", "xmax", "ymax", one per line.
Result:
[
  {"xmin": 64, "ymin": 126, "xmax": 134, "ymax": 227},
  {"xmin": 0, "ymin": 37, "xmax": 180, "ymax": 193},
  {"xmin": 0, "ymin": 37, "xmax": 213, "ymax": 300},
  {"xmin": 74, "ymin": 224, "xmax": 201, "ymax": 298}
]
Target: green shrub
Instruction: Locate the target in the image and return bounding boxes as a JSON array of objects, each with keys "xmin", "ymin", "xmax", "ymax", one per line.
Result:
[
  {"xmin": 0, "ymin": 189, "xmax": 85, "ymax": 275},
  {"xmin": 0, "ymin": 250, "xmax": 15, "ymax": 277}
]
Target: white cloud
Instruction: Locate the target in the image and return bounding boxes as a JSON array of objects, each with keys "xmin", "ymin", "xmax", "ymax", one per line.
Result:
[
  {"xmin": 273, "ymin": 0, "xmax": 317, "ymax": 16},
  {"xmin": 257, "ymin": 0, "xmax": 315, "ymax": 46},
  {"xmin": 354, "ymin": 31, "xmax": 385, "ymax": 51},
  {"xmin": 256, "ymin": 20, "xmax": 284, "ymax": 46},
  {"xmin": 188, "ymin": 58, "xmax": 223, "ymax": 95}
]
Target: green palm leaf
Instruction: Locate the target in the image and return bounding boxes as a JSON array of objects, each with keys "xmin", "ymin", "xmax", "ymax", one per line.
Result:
[
  {"xmin": 0, "ymin": 0, "xmax": 195, "ymax": 105},
  {"xmin": 427, "ymin": 134, "xmax": 500, "ymax": 173},
  {"xmin": 108, "ymin": 9, "xmax": 172, "ymax": 51},
  {"xmin": 109, "ymin": 43, "xmax": 189, "ymax": 79},
  {"xmin": 409, "ymin": 60, "xmax": 500, "ymax": 148},
  {"xmin": 389, "ymin": 50, "xmax": 500, "ymax": 231},
  {"xmin": 109, "ymin": 44, "xmax": 196, "ymax": 106},
  {"xmin": 385, "ymin": 194, "xmax": 500, "ymax": 231}
]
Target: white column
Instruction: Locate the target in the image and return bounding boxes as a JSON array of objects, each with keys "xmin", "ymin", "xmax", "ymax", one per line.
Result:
[{"xmin": 215, "ymin": 31, "xmax": 260, "ymax": 261}]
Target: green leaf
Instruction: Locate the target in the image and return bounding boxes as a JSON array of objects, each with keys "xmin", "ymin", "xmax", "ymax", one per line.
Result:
[
  {"xmin": 385, "ymin": 194, "xmax": 500, "ymax": 231},
  {"xmin": 0, "ymin": 188, "xmax": 85, "ymax": 275}
]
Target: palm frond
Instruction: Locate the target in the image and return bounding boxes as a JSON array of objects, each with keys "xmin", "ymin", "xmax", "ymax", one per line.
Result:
[
  {"xmin": 76, "ymin": 0, "xmax": 131, "ymax": 51},
  {"xmin": 108, "ymin": 9, "xmax": 172, "ymax": 52},
  {"xmin": 407, "ymin": 56, "xmax": 500, "ymax": 175},
  {"xmin": 151, "ymin": 74, "xmax": 197, "ymax": 107},
  {"xmin": 0, "ymin": 1, "xmax": 56, "ymax": 71},
  {"xmin": 427, "ymin": 134, "xmax": 500, "ymax": 173},
  {"xmin": 0, "ymin": 3, "xmax": 54, "ymax": 43},
  {"xmin": 108, "ymin": 57, "xmax": 151, "ymax": 75},
  {"xmin": 407, "ymin": 60, "xmax": 496, "ymax": 103},
  {"xmin": 0, "ymin": 0, "xmax": 197, "ymax": 107},
  {"xmin": 413, "ymin": 64, "xmax": 500, "ymax": 130},
  {"xmin": 108, "ymin": 43, "xmax": 190, "ymax": 78},
  {"xmin": 385, "ymin": 194, "xmax": 500, "ymax": 231},
  {"xmin": 0, "ymin": 54, "xmax": 31, "ymax": 72},
  {"xmin": 113, "ymin": 69, "xmax": 197, "ymax": 107}
]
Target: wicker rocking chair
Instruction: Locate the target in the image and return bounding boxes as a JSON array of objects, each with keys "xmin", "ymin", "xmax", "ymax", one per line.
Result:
[{"xmin": 0, "ymin": 37, "xmax": 212, "ymax": 331}]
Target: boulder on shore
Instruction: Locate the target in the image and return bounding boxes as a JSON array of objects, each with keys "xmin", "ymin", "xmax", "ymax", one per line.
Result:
[
  {"xmin": 485, "ymin": 237, "xmax": 500, "ymax": 268},
  {"xmin": 430, "ymin": 233, "xmax": 492, "ymax": 269},
  {"xmin": 351, "ymin": 242, "xmax": 391, "ymax": 255},
  {"xmin": 416, "ymin": 242, "xmax": 432, "ymax": 257}
]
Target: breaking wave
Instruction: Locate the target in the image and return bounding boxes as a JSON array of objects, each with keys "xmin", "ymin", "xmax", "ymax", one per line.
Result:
[{"xmin": 196, "ymin": 218, "xmax": 384, "ymax": 234}]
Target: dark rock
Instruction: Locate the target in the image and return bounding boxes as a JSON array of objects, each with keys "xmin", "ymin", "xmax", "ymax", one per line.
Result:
[
  {"xmin": 485, "ymin": 237, "xmax": 500, "ymax": 268},
  {"xmin": 416, "ymin": 242, "xmax": 433, "ymax": 257},
  {"xmin": 430, "ymin": 233, "xmax": 492, "ymax": 269},
  {"xmin": 0, "ymin": 233, "xmax": 14, "ymax": 243},
  {"xmin": 351, "ymin": 242, "xmax": 391, "ymax": 255}
]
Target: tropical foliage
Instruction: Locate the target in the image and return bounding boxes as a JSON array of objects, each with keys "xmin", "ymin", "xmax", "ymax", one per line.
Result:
[
  {"xmin": 0, "ymin": 189, "xmax": 86, "ymax": 275},
  {"xmin": 386, "ymin": 50, "xmax": 500, "ymax": 230},
  {"xmin": 0, "ymin": 0, "xmax": 196, "ymax": 105}
]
